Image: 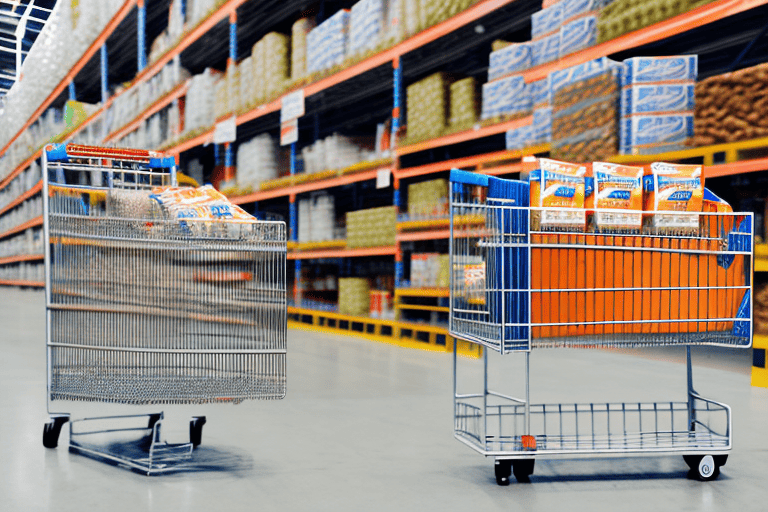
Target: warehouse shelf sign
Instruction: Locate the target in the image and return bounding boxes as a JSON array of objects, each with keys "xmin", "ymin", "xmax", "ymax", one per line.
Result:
[
  {"xmin": 376, "ymin": 168, "xmax": 391, "ymax": 189},
  {"xmin": 214, "ymin": 116, "xmax": 237, "ymax": 144},
  {"xmin": 281, "ymin": 118, "xmax": 299, "ymax": 146},
  {"xmin": 281, "ymin": 89, "xmax": 305, "ymax": 124}
]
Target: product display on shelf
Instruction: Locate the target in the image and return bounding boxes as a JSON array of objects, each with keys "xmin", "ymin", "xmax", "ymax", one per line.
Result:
[
  {"xmin": 692, "ymin": 62, "xmax": 768, "ymax": 145},
  {"xmin": 481, "ymin": 75, "xmax": 531, "ymax": 122},
  {"xmin": 298, "ymin": 193, "xmax": 339, "ymax": 243},
  {"xmin": 184, "ymin": 69, "xmax": 221, "ymax": 135},
  {"xmin": 339, "ymin": 277, "xmax": 371, "ymax": 316},
  {"xmin": 407, "ymin": 178, "xmax": 449, "ymax": 219},
  {"xmin": 235, "ymin": 134, "xmax": 280, "ymax": 191},
  {"xmin": 346, "ymin": 206, "xmax": 397, "ymax": 248},
  {"xmin": 449, "ymin": 78, "xmax": 480, "ymax": 132},
  {"xmin": 405, "ymin": 72, "xmax": 451, "ymax": 142},
  {"xmin": 307, "ymin": 9, "xmax": 350, "ymax": 75},
  {"xmin": 409, "ymin": 253, "xmax": 449, "ymax": 288},
  {"xmin": 291, "ymin": 18, "xmax": 316, "ymax": 81},
  {"xmin": 597, "ymin": 0, "xmax": 715, "ymax": 44},
  {"xmin": 301, "ymin": 134, "xmax": 378, "ymax": 176}
]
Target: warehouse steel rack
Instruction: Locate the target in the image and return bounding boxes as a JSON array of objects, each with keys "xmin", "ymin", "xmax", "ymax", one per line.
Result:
[
  {"xmin": 448, "ymin": 169, "xmax": 753, "ymax": 485},
  {"xmin": 41, "ymin": 144, "xmax": 287, "ymax": 474}
]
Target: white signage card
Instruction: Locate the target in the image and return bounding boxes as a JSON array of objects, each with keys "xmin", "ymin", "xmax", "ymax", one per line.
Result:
[
  {"xmin": 213, "ymin": 115, "xmax": 236, "ymax": 144},
  {"xmin": 281, "ymin": 118, "xmax": 299, "ymax": 146},
  {"xmin": 376, "ymin": 168, "xmax": 391, "ymax": 189},
  {"xmin": 281, "ymin": 89, "xmax": 305, "ymax": 123}
]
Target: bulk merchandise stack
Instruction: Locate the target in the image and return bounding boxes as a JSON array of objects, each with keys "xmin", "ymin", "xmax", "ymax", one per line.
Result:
[
  {"xmin": 407, "ymin": 179, "xmax": 449, "ymax": 220},
  {"xmin": 598, "ymin": 0, "xmax": 717, "ymax": 44},
  {"xmin": 346, "ymin": 206, "xmax": 397, "ymax": 248}
]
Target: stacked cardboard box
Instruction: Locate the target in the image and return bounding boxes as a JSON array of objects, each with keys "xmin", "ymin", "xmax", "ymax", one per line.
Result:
[
  {"xmin": 449, "ymin": 77, "xmax": 480, "ymax": 131},
  {"xmin": 421, "ymin": 0, "xmax": 475, "ymax": 29},
  {"xmin": 597, "ymin": 0, "xmax": 715, "ymax": 44},
  {"xmin": 488, "ymin": 42, "xmax": 531, "ymax": 81},
  {"xmin": 550, "ymin": 58, "xmax": 621, "ymax": 162},
  {"xmin": 620, "ymin": 56, "xmax": 697, "ymax": 155},
  {"xmin": 292, "ymin": 18, "xmax": 316, "ymax": 81},
  {"xmin": 339, "ymin": 277, "xmax": 371, "ymax": 316},
  {"xmin": 346, "ymin": 206, "xmax": 397, "ymax": 248},
  {"xmin": 481, "ymin": 75, "xmax": 531, "ymax": 121},
  {"xmin": 406, "ymin": 72, "xmax": 451, "ymax": 141},
  {"xmin": 349, "ymin": 0, "xmax": 387, "ymax": 56},
  {"xmin": 263, "ymin": 32, "xmax": 291, "ymax": 99},
  {"xmin": 692, "ymin": 62, "xmax": 768, "ymax": 146},
  {"xmin": 298, "ymin": 193, "xmax": 336, "ymax": 242},
  {"xmin": 307, "ymin": 10, "xmax": 350, "ymax": 74},
  {"xmin": 410, "ymin": 253, "xmax": 450, "ymax": 288},
  {"xmin": 408, "ymin": 179, "xmax": 449, "ymax": 219}
]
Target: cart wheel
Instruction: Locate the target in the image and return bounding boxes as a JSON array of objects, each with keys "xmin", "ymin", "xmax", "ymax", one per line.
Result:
[
  {"xmin": 42, "ymin": 416, "xmax": 69, "ymax": 449},
  {"xmin": 512, "ymin": 459, "xmax": 535, "ymax": 483},
  {"xmin": 684, "ymin": 455, "xmax": 721, "ymax": 481},
  {"xmin": 190, "ymin": 416, "xmax": 206, "ymax": 449},
  {"xmin": 495, "ymin": 460, "xmax": 512, "ymax": 486}
]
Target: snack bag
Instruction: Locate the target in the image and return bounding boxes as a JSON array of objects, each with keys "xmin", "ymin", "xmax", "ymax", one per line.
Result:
[
  {"xmin": 150, "ymin": 185, "xmax": 256, "ymax": 223},
  {"xmin": 643, "ymin": 162, "xmax": 703, "ymax": 231},
  {"xmin": 527, "ymin": 157, "xmax": 587, "ymax": 231},
  {"xmin": 591, "ymin": 162, "xmax": 643, "ymax": 232}
]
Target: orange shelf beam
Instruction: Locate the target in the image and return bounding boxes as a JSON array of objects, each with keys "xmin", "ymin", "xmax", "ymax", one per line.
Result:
[
  {"xmin": 0, "ymin": 216, "xmax": 43, "ymax": 241},
  {"xmin": 705, "ymin": 157, "xmax": 768, "ymax": 178},
  {"xmin": 288, "ymin": 245, "xmax": 397, "ymax": 260},
  {"xmin": 522, "ymin": 0, "xmax": 768, "ymax": 82},
  {"xmin": 0, "ymin": 279, "xmax": 44, "ymax": 287},
  {"xmin": 397, "ymin": 229, "xmax": 451, "ymax": 242},
  {"xmin": 0, "ymin": 0, "xmax": 137, "ymax": 159},
  {"xmin": 0, "ymin": 253, "xmax": 44, "ymax": 266},
  {"xmin": 230, "ymin": 167, "xmax": 388, "ymax": 204},
  {"xmin": 104, "ymin": 81, "xmax": 190, "ymax": 143},
  {"xmin": 396, "ymin": 117, "xmax": 532, "ymax": 156},
  {"xmin": 0, "ymin": 180, "xmax": 42, "ymax": 217}
]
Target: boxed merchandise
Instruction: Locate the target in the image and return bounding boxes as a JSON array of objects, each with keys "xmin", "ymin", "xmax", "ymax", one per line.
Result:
[
  {"xmin": 369, "ymin": 290, "xmax": 393, "ymax": 318},
  {"xmin": 527, "ymin": 158, "xmax": 588, "ymax": 230},
  {"xmin": 291, "ymin": 18, "xmax": 315, "ymax": 80},
  {"xmin": 530, "ymin": 79, "xmax": 550, "ymax": 108},
  {"xmin": 410, "ymin": 253, "xmax": 450, "ymax": 288},
  {"xmin": 548, "ymin": 56, "xmax": 619, "ymax": 97},
  {"xmin": 406, "ymin": 72, "xmax": 451, "ymax": 141},
  {"xmin": 350, "ymin": 0, "xmax": 387, "ymax": 56},
  {"xmin": 339, "ymin": 277, "xmax": 371, "ymax": 316},
  {"xmin": 346, "ymin": 206, "xmax": 397, "ymax": 248},
  {"xmin": 597, "ymin": 0, "xmax": 714, "ymax": 44},
  {"xmin": 643, "ymin": 162, "xmax": 703, "ymax": 231},
  {"xmin": 532, "ymin": 32, "xmax": 560, "ymax": 67},
  {"xmin": 236, "ymin": 134, "xmax": 279, "ymax": 189},
  {"xmin": 563, "ymin": 0, "xmax": 607, "ymax": 22},
  {"xmin": 620, "ymin": 113, "xmax": 694, "ymax": 155},
  {"xmin": 559, "ymin": 15, "xmax": 597, "ymax": 57},
  {"xmin": 506, "ymin": 122, "xmax": 533, "ymax": 150},
  {"xmin": 693, "ymin": 62, "xmax": 768, "ymax": 145},
  {"xmin": 262, "ymin": 32, "xmax": 290, "ymax": 99},
  {"xmin": 532, "ymin": 107, "xmax": 553, "ymax": 144},
  {"xmin": 531, "ymin": 3, "xmax": 564, "ymax": 39},
  {"xmin": 589, "ymin": 162, "xmax": 644, "ymax": 231},
  {"xmin": 488, "ymin": 42, "xmax": 532, "ymax": 81},
  {"xmin": 481, "ymin": 75, "xmax": 531, "ymax": 120},
  {"xmin": 421, "ymin": 0, "xmax": 474, "ymax": 29},
  {"xmin": 307, "ymin": 9, "xmax": 350, "ymax": 74},
  {"xmin": 399, "ymin": 0, "xmax": 424, "ymax": 38},
  {"xmin": 408, "ymin": 179, "xmax": 449, "ymax": 219},
  {"xmin": 622, "ymin": 55, "xmax": 698, "ymax": 86},
  {"xmin": 621, "ymin": 83, "xmax": 695, "ymax": 117},
  {"xmin": 449, "ymin": 77, "xmax": 480, "ymax": 130}
]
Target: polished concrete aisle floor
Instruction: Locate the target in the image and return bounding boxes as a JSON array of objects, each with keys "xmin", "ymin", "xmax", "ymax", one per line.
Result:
[{"xmin": 2, "ymin": 288, "xmax": 767, "ymax": 512}]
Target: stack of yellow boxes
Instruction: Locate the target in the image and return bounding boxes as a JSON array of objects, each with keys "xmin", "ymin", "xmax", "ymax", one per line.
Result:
[
  {"xmin": 339, "ymin": 277, "xmax": 371, "ymax": 316},
  {"xmin": 421, "ymin": 0, "xmax": 475, "ymax": 29},
  {"xmin": 291, "ymin": 18, "xmax": 316, "ymax": 81},
  {"xmin": 238, "ymin": 56, "xmax": 254, "ymax": 111},
  {"xmin": 449, "ymin": 78, "xmax": 480, "ymax": 132},
  {"xmin": 597, "ymin": 0, "xmax": 716, "ymax": 44},
  {"xmin": 406, "ymin": 72, "xmax": 451, "ymax": 142},
  {"xmin": 213, "ymin": 73, "xmax": 229, "ymax": 119},
  {"xmin": 346, "ymin": 206, "xmax": 397, "ymax": 248},
  {"xmin": 262, "ymin": 32, "xmax": 290, "ymax": 99},
  {"xmin": 407, "ymin": 178, "xmax": 449, "ymax": 219}
]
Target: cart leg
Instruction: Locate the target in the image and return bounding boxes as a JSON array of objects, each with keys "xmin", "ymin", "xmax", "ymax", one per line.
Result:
[
  {"xmin": 43, "ymin": 415, "xmax": 70, "ymax": 449},
  {"xmin": 495, "ymin": 459, "xmax": 512, "ymax": 486},
  {"xmin": 683, "ymin": 455, "xmax": 726, "ymax": 481},
  {"xmin": 190, "ymin": 416, "xmax": 207, "ymax": 449},
  {"xmin": 512, "ymin": 459, "xmax": 535, "ymax": 483}
]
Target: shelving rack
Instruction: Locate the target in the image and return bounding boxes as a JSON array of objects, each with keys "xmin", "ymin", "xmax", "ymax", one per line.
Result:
[{"xmin": 3, "ymin": 0, "xmax": 768, "ymax": 357}]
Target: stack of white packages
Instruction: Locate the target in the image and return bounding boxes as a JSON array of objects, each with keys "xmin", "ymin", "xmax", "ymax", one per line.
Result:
[
  {"xmin": 301, "ymin": 133, "xmax": 376, "ymax": 174},
  {"xmin": 307, "ymin": 10, "xmax": 350, "ymax": 74},
  {"xmin": 185, "ymin": 69, "xmax": 221, "ymax": 133},
  {"xmin": 188, "ymin": 0, "xmax": 219, "ymax": 27},
  {"xmin": 0, "ymin": 1, "xmax": 123, "ymax": 150},
  {"xmin": 0, "ymin": 163, "xmax": 41, "ymax": 213},
  {"xmin": 0, "ymin": 195, "xmax": 42, "ymax": 234},
  {"xmin": 298, "ymin": 193, "xmax": 336, "ymax": 242},
  {"xmin": 349, "ymin": 0, "xmax": 388, "ymax": 56},
  {"xmin": 236, "ymin": 134, "xmax": 279, "ymax": 188}
]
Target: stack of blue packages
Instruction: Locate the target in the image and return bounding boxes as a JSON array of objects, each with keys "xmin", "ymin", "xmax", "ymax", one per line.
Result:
[
  {"xmin": 481, "ymin": 75, "xmax": 532, "ymax": 120},
  {"xmin": 307, "ymin": 10, "xmax": 350, "ymax": 73},
  {"xmin": 349, "ymin": 0, "xmax": 386, "ymax": 57}
]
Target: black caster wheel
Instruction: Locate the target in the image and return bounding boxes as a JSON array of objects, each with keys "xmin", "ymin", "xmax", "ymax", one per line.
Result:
[
  {"xmin": 42, "ymin": 416, "xmax": 69, "ymax": 449},
  {"xmin": 684, "ymin": 455, "xmax": 724, "ymax": 481},
  {"xmin": 512, "ymin": 459, "xmax": 535, "ymax": 483},
  {"xmin": 495, "ymin": 460, "xmax": 512, "ymax": 486},
  {"xmin": 190, "ymin": 416, "xmax": 207, "ymax": 449}
]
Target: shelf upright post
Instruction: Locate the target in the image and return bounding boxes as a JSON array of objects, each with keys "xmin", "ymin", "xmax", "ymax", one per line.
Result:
[
  {"xmin": 229, "ymin": 10, "xmax": 238, "ymax": 67},
  {"xmin": 224, "ymin": 143, "xmax": 234, "ymax": 183},
  {"xmin": 100, "ymin": 45, "xmax": 108, "ymax": 104},
  {"xmin": 392, "ymin": 57, "xmax": 404, "ymax": 332},
  {"xmin": 137, "ymin": 0, "xmax": 147, "ymax": 73},
  {"xmin": 289, "ymin": 142, "xmax": 300, "ymax": 307},
  {"xmin": 68, "ymin": 82, "xmax": 76, "ymax": 102}
]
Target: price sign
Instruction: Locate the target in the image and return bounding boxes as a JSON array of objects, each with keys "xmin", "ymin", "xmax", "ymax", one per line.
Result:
[
  {"xmin": 376, "ymin": 168, "xmax": 391, "ymax": 189},
  {"xmin": 281, "ymin": 118, "xmax": 299, "ymax": 146},
  {"xmin": 213, "ymin": 115, "xmax": 236, "ymax": 144},
  {"xmin": 281, "ymin": 89, "xmax": 305, "ymax": 123}
]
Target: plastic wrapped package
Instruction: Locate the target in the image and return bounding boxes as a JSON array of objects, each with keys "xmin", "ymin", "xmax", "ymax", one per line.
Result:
[
  {"xmin": 532, "ymin": 32, "xmax": 560, "ymax": 67},
  {"xmin": 622, "ymin": 56, "xmax": 698, "ymax": 86},
  {"xmin": 408, "ymin": 179, "xmax": 449, "ymax": 219},
  {"xmin": 532, "ymin": 107, "xmax": 553, "ymax": 144},
  {"xmin": 298, "ymin": 193, "xmax": 336, "ymax": 242},
  {"xmin": 620, "ymin": 113, "xmax": 694, "ymax": 155},
  {"xmin": 559, "ymin": 15, "xmax": 597, "ymax": 57},
  {"xmin": 292, "ymin": 18, "xmax": 316, "ymax": 80},
  {"xmin": 621, "ymin": 83, "xmax": 696, "ymax": 117},
  {"xmin": 530, "ymin": 79, "xmax": 550, "ymax": 108},
  {"xmin": 349, "ymin": 0, "xmax": 388, "ymax": 56},
  {"xmin": 307, "ymin": 10, "xmax": 350, "ymax": 74},
  {"xmin": 236, "ymin": 134, "xmax": 279, "ymax": 189},
  {"xmin": 531, "ymin": 2, "xmax": 563, "ymax": 38},
  {"xmin": 346, "ymin": 206, "xmax": 397, "ymax": 248},
  {"xmin": 449, "ymin": 78, "xmax": 480, "ymax": 131},
  {"xmin": 185, "ymin": 69, "xmax": 221, "ymax": 133},
  {"xmin": 262, "ymin": 32, "xmax": 290, "ymax": 99},
  {"xmin": 481, "ymin": 75, "xmax": 531, "ymax": 121},
  {"xmin": 488, "ymin": 42, "xmax": 532, "ymax": 81},
  {"xmin": 406, "ymin": 72, "xmax": 451, "ymax": 141},
  {"xmin": 505, "ymin": 122, "xmax": 533, "ymax": 150},
  {"xmin": 339, "ymin": 278, "xmax": 371, "ymax": 316}
]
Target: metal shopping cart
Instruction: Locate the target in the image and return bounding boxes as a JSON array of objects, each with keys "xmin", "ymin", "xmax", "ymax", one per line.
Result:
[
  {"xmin": 41, "ymin": 144, "xmax": 286, "ymax": 474},
  {"xmin": 448, "ymin": 169, "xmax": 753, "ymax": 484}
]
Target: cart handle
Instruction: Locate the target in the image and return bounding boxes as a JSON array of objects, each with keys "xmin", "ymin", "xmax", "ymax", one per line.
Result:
[{"xmin": 450, "ymin": 169, "xmax": 489, "ymax": 187}]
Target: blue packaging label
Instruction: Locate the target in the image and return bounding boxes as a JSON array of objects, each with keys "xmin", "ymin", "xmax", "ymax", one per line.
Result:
[
  {"xmin": 621, "ymin": 114, "xmax": 694, "ymax": 147},
  {"xmin": 559, "ymin": 15, "xmax": 597, "ymax": 57},
  {"xmin": 532, "ymin": 107, "xmax": 552, "ymax": 142},
  {"xmin": 482, "ymin": 75, "xmax": 531, "ymax": 120},
  {"xmin": 621, "ymin": 83, "xmax": 695, "ymax": 116},
  {"xmin": 506, "ymin": 123, "xmax": 533, "ymax": 149},
  {"xmin": 531, "ymin": 3, "xmax": 564, "ymax": 38},
  {"xmin": 532, "ymin": 32, "xmax": 560, "ymax": 67},
  {"xmin": 563, "ymin": 0, "xmax": 601, "ymax": 22},
  {"xmin": 489, "ymin": 43, "xmax": 532, "ymax": 81},
  {"xmin": 622, "ymin": 56, "xmax": 698, "ymax": 86},
  {"xmin": 530, "ymin": 79, "xmax": 550, "ymax": 106},
  {"xmin": 667, "ymin": 190, "xmax": 693, "ymax": 201},
  {"xmin": 554, "ymin": 186, "xmax": 576, "ymax": 198}
]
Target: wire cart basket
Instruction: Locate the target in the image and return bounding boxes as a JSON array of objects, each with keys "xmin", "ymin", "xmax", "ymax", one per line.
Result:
[
  {"xmin": 41, "ymin": 144, "xmax": 287, "ymax": 474},
  {"xmin": 448, "ymin": 169, "xmax": 753, "ymax": 485}
]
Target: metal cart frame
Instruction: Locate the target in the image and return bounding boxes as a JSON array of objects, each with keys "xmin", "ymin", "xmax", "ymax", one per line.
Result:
[
  {"xmin": 41, "ymin": 144, "xmax": 287, "ymax": 474},
  {"xmin": 448, "ymin": 169, "xmax": 752, "ymax": 485}
]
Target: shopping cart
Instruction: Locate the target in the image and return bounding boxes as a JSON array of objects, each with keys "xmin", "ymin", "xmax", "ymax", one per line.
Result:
[
  {"xmin": 448, "ymin": 169, "xmax": 752, "ymax": 484},
  {"xmin": 41, "ymin": 144, "xmax": 287, "ymax": 474}
]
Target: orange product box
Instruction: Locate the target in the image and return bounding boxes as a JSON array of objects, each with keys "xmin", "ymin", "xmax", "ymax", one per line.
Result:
[
  {"xmin": 589, "ymin": 162, "xmax": 644, "ymax": 231},
  {"xmin": 526, "ymin": 157, "xmax": 588, "ymax": 231},
  {"xmin": 643, "ymin": 162, "xmax": 703, "ymax": 231}
]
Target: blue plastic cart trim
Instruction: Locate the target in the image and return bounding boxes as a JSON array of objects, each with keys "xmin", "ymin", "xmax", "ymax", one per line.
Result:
[{"xmin": 449, "ymin": 169, "xmax": 489, "ymax": 187}]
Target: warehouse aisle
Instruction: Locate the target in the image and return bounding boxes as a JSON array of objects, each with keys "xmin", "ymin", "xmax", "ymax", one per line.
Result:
[{"xmin": 1, "ymin": 287, "xmax": 767, "ymax": 512}]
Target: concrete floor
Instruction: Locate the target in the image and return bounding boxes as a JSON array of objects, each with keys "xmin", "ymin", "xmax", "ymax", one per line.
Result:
[{"xmin": 1, "ymin": 288, "xmax": 767, "ymax": 512}]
